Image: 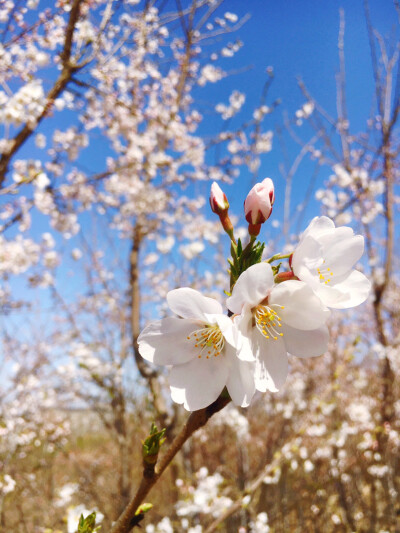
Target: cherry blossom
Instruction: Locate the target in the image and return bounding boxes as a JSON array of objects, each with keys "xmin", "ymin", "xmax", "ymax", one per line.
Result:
[
  {"xmin": 227, "ymin": 262, "xmax": 330, "ymax": 393},
  {"xmin": 138, "ymin": 288, "xmax": 255, "ymax": 411},
  {"xmin": 291, "ymin": 216, "xmax": 371, "ymax": 309},
  {"xmin": 244, "ymin": 177, "xmax": 275, "ymax": 225},
  {"xmin": 209, "ymin": 182, "xmax": 229, "ymax": 214}
]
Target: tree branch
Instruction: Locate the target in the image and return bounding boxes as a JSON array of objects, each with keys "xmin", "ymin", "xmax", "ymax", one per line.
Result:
[
  {"xmin": 109, "ymin": 395, "xmax": 231, "ymax": 533},
  {"xmin": 0, "ymin": 0, "xmax": 86, "ymax": 186}
]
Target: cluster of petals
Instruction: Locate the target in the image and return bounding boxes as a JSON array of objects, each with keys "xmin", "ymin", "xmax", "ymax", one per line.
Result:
[
  {"xmin": 291, "ymin": 216, "xmax": 371, "ymax": 309},
  {"xmin": 139, "ymin": 216, "xmax": 371, "ymax": 411},
  {"xmin": 227, "ymin": 263, "xmax": 330, "ymax": 393},
  {"xmin": 138, "ymin": 288, "xmax": 255, "ymax": 411}
]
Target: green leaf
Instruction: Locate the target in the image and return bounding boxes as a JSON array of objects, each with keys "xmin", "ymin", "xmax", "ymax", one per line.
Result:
[
  {"xmin": 142, "ymin": 423, "xmax": 166, "ymax": 462},
  {"xmin": 135, "ymin": 503, "xmax": 153, "ymax": 515}
]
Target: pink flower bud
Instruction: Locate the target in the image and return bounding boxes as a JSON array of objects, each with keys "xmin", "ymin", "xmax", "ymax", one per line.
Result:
[
  {"xmin": 209, "ymin": 181, "xmax": 229, "ymax": 214},
  {"xmin": 244, "ymin": 178, "xmax": 275, "ymax": 225}
]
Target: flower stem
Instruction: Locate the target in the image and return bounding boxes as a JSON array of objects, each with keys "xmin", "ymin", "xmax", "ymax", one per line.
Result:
[
  {"xmin": 109, "ymin": 395, "xmax": 231, "ymax": 533},
  {"xmin": 266, "ymin": 252, "xmax": 292, "ymax": 263}
]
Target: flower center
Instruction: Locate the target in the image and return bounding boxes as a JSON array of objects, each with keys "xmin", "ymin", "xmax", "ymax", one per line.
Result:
[
  {"xmin": 253, "ymin": 304, "xmax": 284, "ymax": 341},
  {"xmin": 317, "ymin": 260, "xmax": 333, "ymax": 285},
  {"xmin": 186, "ymin": 324, "xmax": 225, "ymax": 359}
]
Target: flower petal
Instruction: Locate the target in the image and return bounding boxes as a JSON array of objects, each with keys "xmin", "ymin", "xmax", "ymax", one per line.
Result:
[
  {"xmin": 322, "ymin": 233, "xmax": 364, "ymax": 276},
  {"xmin": 213, "ymin": 314, "xmax": 237, "ymax": 347},
  {"xmin": 252, "ymin": 330, "xmax": 288, "ymax": 392},
  {"xmin": 300, "ymin": 216, "xmax": 334, "ymax": 241},
  {"xmin": 227, "ymin": 263, "xmax": 274, "ymax": 314},
  {"xmin": 225, "ymin": 345, "xmax": 256, "ymax": 407},
  {"xmin": 292, "ymin": 235, "xmax": 323, "ymax": 273},
  {"xmin": 167, "ymin": 288, "xmax": 223, "ymax": 320},
  {"xmin": 138, "ymin": 317, "xmax": 198, "ymax": 365},
  {"xmin": 270, "ymin": 280, "xmax": 330, "ymax": 330},
  {"xmin": 282, "ymin": 323, "xmax": 329, "ymax": 358},
  {"xmin": 316, "ymin": 270, "xmax": 371, "ymax": 309},
  {"xmin": 169, "ymin": 352, "xmax": 230, "ymax": 411},
  {"xmin": 234, "ymin": 309, "xmax": 256, "ymax": 361}
]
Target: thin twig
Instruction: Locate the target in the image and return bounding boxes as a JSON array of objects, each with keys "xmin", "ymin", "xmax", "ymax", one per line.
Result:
[{"xmin": 109, "ymin": 395, "xmax": 231, "ymax": 533}]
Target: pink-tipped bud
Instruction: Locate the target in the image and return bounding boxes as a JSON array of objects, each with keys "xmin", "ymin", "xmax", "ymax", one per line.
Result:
[
  {"xmin": 244, "ymin": 178, "xmax": 275, "ymax": 225},
  {"xmin": 210, "ymin": 181, "xmax": 229, "ymax": 215}
]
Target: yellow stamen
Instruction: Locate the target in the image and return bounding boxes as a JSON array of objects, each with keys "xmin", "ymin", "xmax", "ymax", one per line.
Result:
[
  {"xmin": 187, "ymin": 324, "xmax": 225, "ymax": 359},
  {"xmin": 253, "ymin": 304, "xmax": 284, "ymax": 341}
]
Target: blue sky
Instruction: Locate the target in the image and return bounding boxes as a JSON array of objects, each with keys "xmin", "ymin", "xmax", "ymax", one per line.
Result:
[
  {"xmin": 200, "ymin": 0, "xmax": 397, "ymax": 228},
  {"xmin": 2, "ymin": 0, "xmax": 396, "ymax": 329}
]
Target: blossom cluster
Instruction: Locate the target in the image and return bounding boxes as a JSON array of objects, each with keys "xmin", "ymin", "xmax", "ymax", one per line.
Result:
[{"xmin": 138, "ymin": 179, "xmax": 371, "ymax": 411}]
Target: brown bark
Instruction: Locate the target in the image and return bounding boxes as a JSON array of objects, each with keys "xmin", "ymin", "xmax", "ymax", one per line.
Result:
[{"xmin": 129, "ymin": 224, "xmax": 174, "ymax": 432}]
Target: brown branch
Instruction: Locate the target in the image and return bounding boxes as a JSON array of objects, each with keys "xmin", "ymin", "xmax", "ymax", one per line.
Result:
[
  {"xmin": 109, "ymin": 395, "xmax": 231, "ymax": 533},
  {"xmin": 0, "ymin": 0, "xmax": 86, "ymax": 187},
  {"xmin": 336, "ymin": 9, "xmax": 350, "ymax": 168},
  {"xmin": 129, "ymin": 224, "xmax": 174, "ymax": 432}
]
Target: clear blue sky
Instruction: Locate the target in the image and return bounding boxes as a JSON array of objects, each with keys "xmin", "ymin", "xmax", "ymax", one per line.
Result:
[
  {"xmin": 2, "ymin": 0, "xmax": 397, "ymax": 326},
  {"xmin": 192, "ymin": 0, "xmax": 397, "ymax": 231}
]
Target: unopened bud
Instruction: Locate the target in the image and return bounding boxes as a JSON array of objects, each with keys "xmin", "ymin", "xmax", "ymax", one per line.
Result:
[
  {"xmin": 210, "ymin": 181, "xmax": 229, "ymax": 215},
  {"xmin": 244, "ymin": 178, "xmax": 275, "ymax": 225}
]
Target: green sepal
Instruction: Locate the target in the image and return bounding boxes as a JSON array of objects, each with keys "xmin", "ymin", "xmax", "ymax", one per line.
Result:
[
  {"xmin": 77, "ymin": 512, "xmax": 101, "ymax": 533},
  {"xmin": 271, "ymin": 263, "xmax": 281, "ymax": 276},
  {"xmin": 236, "ymin": 237, "xmax": 242, "ymax": 256},
  {"xmin": 228, "ymin": 239, "xmax": 265, "ymax": 291}
]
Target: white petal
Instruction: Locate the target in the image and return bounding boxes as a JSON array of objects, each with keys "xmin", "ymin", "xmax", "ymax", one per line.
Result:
[
  {"xmin": 227, "ymin": 263, "xmax": 273, "ymax": 314},
  {"xmin": 169, "ymin": 352, "xmax": 230, "ymax": 411},
  {"xmin": 292, "ymin": 235, "xmax": 323, "ymax": 273},
  {"xmin": 234, "ymin": 310, "xmax": 256, "ymax": 361},
  {"xmin": 282, "ymin": 323, "xmax": 329, "ymax": 357},
  {"xmin": 270, "ymin": 280, "xmax": 330, "ymax": 330},
  {"xmin": 214, "ymin": 314, "xmax": 237, "ymax": 347},
  {"xmin": 316, "ymin": 270, "xmax": 371, "ymax": 309},
  {"xmin": 167, "ymin": 288, "xmax": 223, "ymax": 320},
  {"xmin": 301, "ymin": 216, "xmax": 334, "ymax": 240},
  {"xmin": 225, "ymin": 345, "xmax": 256, "ymax": 407},
  {"xmin": 138, "ymin": 318, "xmax": 198, "ymax": 365},
  {"xmin": 252, "ymin": 330, "xmax": 288, "ymax": 392},
  {"xmin": 322, "ymin": 233, "xmax": 364, "ymax": 276}
]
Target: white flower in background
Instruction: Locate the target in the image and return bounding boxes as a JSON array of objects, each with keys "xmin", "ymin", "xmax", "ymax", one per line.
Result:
[
  {"xmin": 156, "ymin": 235, "xmax": 175, "ymax": 254},
  {"xmin": 227, "ymin": 263, "xmax": 329, "ymax": 392},
  {"xmin": 54, "ymin": 482, "xmax": 79, "ymax": 507},
  {"xmin": 179, "ymin": 241, "xmax": 205, "ymax": 260},
  {"xmin": 224, "ymin": 12, "xmax": 238, "ymax": 23},
  {"xmin": 34, "ymin": 172, "xmax": 50, "ymax": 189},
  {"xmin": 291, "ymin": 216, "xmax": 371, "ymax": 309},
  {"xmin": 250, "ymin": 511, "xmax": 270, "ymax": 533},
  {"xmin": 146, "ymin": 517, "xmax": 174, "ymax": 533},
  {"xmin": 138, "ymin": 288, "xmax": 255, "ymax": 411},
  {"xmin": 71, "ymin": 248, "xmax": 82, "ymax": 260},
  {"xmin": 175, "ymin": 467, "xmax": 233, "ymax": 519},
  {"xmin": 0, "ymin": 475, "xmax": 16, "ymax": 494}
]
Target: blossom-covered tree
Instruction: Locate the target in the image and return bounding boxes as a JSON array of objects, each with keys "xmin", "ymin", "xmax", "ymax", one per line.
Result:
[{"xmin": 0, "ymin": 1, "xmax": 399, "ymax": 532}]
